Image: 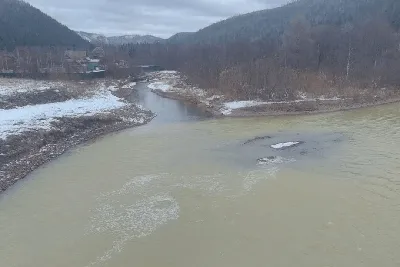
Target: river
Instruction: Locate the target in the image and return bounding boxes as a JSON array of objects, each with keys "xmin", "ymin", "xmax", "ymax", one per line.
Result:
[{"xmin": 1, "ymin": 84, "xmax": 400, "ymax": 267}]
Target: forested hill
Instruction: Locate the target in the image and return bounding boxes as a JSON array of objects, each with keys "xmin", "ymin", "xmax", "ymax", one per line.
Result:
[
  {"xmin": 0, "ymin": 0, "xmax": 88, "ymax": 49},
  {"xmin": 168, "ymin": 0, "xmax": 400, "ymax": 44},
  {"xmin": 135, "ymin": 0, "xmax": 400, "ymax": 101}
]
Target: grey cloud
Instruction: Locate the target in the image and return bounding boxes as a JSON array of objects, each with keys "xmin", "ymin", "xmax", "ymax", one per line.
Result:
[{"xmin": 25, "ymin": 0, "xmax": 289, "ymax": 38}]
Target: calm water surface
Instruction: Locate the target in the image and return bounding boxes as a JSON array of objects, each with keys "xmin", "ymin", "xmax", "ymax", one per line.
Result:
[{"xmin": 1, "ymin": 85, "xmax": 400, "ymax": 267}]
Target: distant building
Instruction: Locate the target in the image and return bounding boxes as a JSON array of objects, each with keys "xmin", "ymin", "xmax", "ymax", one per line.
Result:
[{"xmin": 87, "ymin": 59, "xmax": 101, "ymax": 71}]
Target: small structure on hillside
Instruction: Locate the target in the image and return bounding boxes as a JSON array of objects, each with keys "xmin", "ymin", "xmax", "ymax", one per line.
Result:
[
  {"xmin": 87, "ymin": 58, "xmax": 101, "ymax": 71},
  {"xmin": 63, "ymin": 49, "xmax": 105, "ymax": 77}
]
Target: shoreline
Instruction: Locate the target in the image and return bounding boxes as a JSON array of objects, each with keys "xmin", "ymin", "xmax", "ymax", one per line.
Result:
[
  {"xmin": 2, "ymin": 77, "xmax": 399, "ymax": 194},
  {"xmin": 0, "ymin": 80, "xmax": 154, "ymax": 194},
  {"xmin": 151, "ymin": 89, "xmax": 218, "ymax": 117},
  {"xmin": 146, "ymin": 70, "xmax": 400, "ymax": 118},
  {"xmin": 0, "ymin": 109, "xmax": 154, "ymax": 194},
  {"xmin": 151, "ymin": 88, "xmax": 400, "ymax": 118},
  {"xmin": 226, "ymin": 97, "xmax": 400, "ymax": 117}
]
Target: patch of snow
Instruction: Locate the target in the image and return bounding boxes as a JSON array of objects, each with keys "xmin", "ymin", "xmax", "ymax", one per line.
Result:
[
  {"xmin": 148, "ymin": 82, "xmax": 172, "ymax": 92},
  {"xmin": 122, "ymin": 116, "xmax": 146, "ymax": 124},
  {"xmin": 318, "ymin": 96, "xmax": 341, "ymax": 101},
  {"xmin": 207, "ymin": 95, "xmax": 222, "ymax": 101},
  {"xmin": 0, "ymin": 92, "xmax": 127, "ymax": 140},
  {"xmin": 297, "ymin": 91, "xmax": 308, "ymax": 100},
  {"xmin": 190, "ymin": 87, "xmax": 206, "ymax": 97},
  {"xmin": 146, "ymin": 71, "xmax": 180, "ymax": 83},
  {"xmin": 221, "ymin": 100, "xmax": 268, "ymax": 115},
  {"xmin": 221, "ymin": 96, "xmax": 345, "ymax": 115},
  {"xmin": 82, "ymin": 36, "xmax": 92, "ymax": 42},
  {"xmin": 121, "ymin": 82, "xmax": 136, "ymax": 89},
  {"xmin": 159, "ymin": 70, "xmax": 178, "ymax": 74},
  {"xmin": 224, "ymin": 101, "xmax": 261, "ymax": 109},
  {"xmin": 107, "ymin": 85, "xmax": 119, "ymax": 92},
  {"xmin": 0, "ymin": 79, "xmax": 65, "ymax": 96},
  {"xmin": 271, "ymin": 142, "xmax": 301, "ymax": 149}
]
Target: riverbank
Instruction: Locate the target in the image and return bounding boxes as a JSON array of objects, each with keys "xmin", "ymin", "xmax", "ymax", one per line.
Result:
[
  {"xmin": 0, "ymin": 78, "xmax": 154, "ymax": 193},
  {"xmin": 2, "ymin": 89, "xmax": 400, "ymax": 267},
  {"xmin": 146, "ymin": 71, "xmax": 400, "ymax": 117}
]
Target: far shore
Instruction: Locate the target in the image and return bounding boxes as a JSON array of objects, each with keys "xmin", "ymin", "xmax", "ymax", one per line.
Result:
[
  {"xmin": 145, "ymin": 71, "xmax": 400, "ymax": 118},
  {"xmin": 151, "ymin": 87, "xmax": 400, "ymax": 118}
]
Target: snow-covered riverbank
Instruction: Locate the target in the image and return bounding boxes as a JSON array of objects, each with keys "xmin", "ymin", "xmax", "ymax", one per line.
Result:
[
  {"xmin": 0, "ymin": 78, "xmax": 153, "ymax": 193},
  {"xmin": 146, "ymin": 71, "xmax": 334, "ymax": 116},
  {"xmin": 0, "ymin": 91, "xmax": 127, "ymax": 140},
  {"xmin": 146, "ymin": 71, "xmax": 400, "ymax": 117}
]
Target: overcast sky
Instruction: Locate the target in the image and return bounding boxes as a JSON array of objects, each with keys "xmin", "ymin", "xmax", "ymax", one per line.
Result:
[{"xmin": 24, "ymin": 0, "xmax": 288, "ymax": 38}]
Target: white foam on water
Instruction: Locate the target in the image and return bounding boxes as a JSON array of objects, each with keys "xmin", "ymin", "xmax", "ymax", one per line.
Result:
[
  {"xmin": 87, "ymin": 194, "xmax": 179, "ymax": 267},
  {"xmin": 98, "ymin": 174, "xmax": 161, "ymax": 199},
  {"xmin": 243, "ymin": 156, "xmax": 296, "ymax": 192},
  {"xmin": 243, "ymin": 167, "xmax": 279, "ymax": 192},
  {"xmin": 257, "ymin": 156, "xmax": 296, "ymax": 165},
  {"xmin": 86, "ymin": 165, "xmax": 288, "ymax": 266},
  {"xmin": 172, "ymin": 174, "xmax": 226, "ymax": 195}
]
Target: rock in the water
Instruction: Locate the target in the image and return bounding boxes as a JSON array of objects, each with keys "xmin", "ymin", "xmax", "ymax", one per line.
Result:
[
  {"xmin": 258, "ymin": 156, "xmax": 276, "ymax": 163},
  {"xmin": 244, "ymin": 135, "xmax": 272, "ymax": 145}
]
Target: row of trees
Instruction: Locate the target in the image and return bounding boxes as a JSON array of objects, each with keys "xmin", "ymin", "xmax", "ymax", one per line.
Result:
[
  {"xmin": 0, "ymin": 45, "xmax": 139, "ymax": 77},
  {"xmin": 1, "ymin": 47, "xmax": 69, "ymax": 72},
  {"xmin": 129, "ymin": 16, "xmax": 400, "ymax": 100}
]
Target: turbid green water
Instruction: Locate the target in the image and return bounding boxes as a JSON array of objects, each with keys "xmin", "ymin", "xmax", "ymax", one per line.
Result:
[{"xmin": 1, "ymin": 86, "xmax": 400, "ymax": 267}]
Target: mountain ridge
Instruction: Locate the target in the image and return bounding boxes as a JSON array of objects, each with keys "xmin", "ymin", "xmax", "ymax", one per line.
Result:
[
  {"xmin": 166, "ymin": 0, "xmax": 400, "ymax": 44},
  {"xmin": 0, "ymin": 0, "xmax": 88, "ymax": 49},
  {"xmin": 77, "ymin": 31, "xmax": 163, "ymax": 45}
]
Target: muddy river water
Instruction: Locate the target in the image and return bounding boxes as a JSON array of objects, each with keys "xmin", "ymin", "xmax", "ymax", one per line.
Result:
[{"xmin": 1, "ymin": 84, "xmax": 400, "ymax": 267}]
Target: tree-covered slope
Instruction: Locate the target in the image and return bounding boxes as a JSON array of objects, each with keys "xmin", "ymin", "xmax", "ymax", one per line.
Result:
[
  {"xmin": 168, "ymin": 0, "xmax": 400, "ymax": 44},
  {"xmin": 0, "ymin": 0, "xmax": 88, "ymax": 49}
]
